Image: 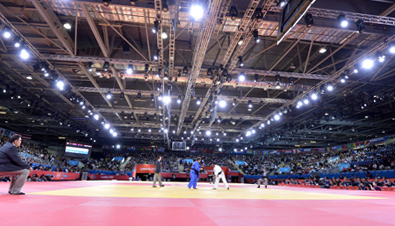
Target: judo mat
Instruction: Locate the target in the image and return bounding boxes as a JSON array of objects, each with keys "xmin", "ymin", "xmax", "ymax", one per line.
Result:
[{"xmin": 0, "ymin": 181, "xmax": 394, "ymax": 226}]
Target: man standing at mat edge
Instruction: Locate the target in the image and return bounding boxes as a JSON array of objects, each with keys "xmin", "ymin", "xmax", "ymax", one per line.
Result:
[
  {"xmin": 188, "ymin": 157, "xmax": 201, "ymax": 189},
  {"xmin": 153, "ymin": 156, "xmax": 164, "ymax": 187},
  {"xmin": 212, "ymin": 164, "xmax": 229, "ymax": 190},
  {"xmin": 257, "ymin": 168, "xmax": 268, "ymax": 189},
  {"xmin": 0, "ymin": 134, "xmax": 32, "ymax": 195}
]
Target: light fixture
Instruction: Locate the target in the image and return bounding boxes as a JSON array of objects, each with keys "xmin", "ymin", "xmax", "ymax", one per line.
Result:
[
  {"xmin": 246, "ymin": 131, "xmax": 251, "ymax": 137},
  {"xmin": 163, "ymin": 95, "xmax": 171, "ymax": 105},
  {"xmin": 248, "ymin": 100, "xmax": 253, "ymax": 109},
  {"xmin": 233, "ymin": 98, "xmax": 237, "ymax": 106},
  {"xmin": 88, "ymin": 62, "xmax": 93, "ymax": 72},
  {"xmin": 229, "ymin": 6, "xmax": 238, "ymax": 20},
  {"xmin": 56, "ymin": 80, "xmax": 65, "ymax": 91},
  {"xmin": 389, "ymin": 44, "xmax": 395, "ymax": 54},
  {"xmin": 378, "ymin": 53, "xmax": 386, "ymax": 63},
  {"xmin": 353, "ymin": 68, "xmax": 359, "ymax": 74},
  {"xmin": 164, "ymin": 129, "xmax": 168, "ymax": 133},
  {"xmin": 253, "ymin": 29, "xmax": 260, "ymax": 43},
  {"xmin": 26, "ymin": 76, "xmax": 32, "ymax": 80},
  {"xmin": 177, "ymin": 96, "xmax": 182, "ymax": 104},
  {"xmin": 326, "ymin": 82, "xmax": 334, "ymax": 92},
  {"xmin": 94, "ymin": 114, "xmax": 99, "ymax": 120},
  {"xmin": 304, "ymin": 13, "xmax": 313, "ymax": 27},
  {"xmin": 206, "ymin": 130, "xmax": 211, "ymax": 136},
  {"xmin": 311, "ymin": 92, "xmax": 318, "ymax": 100},
  {"xmin": 319, "ymin": 47, "xmax": 327, "ymax": 54},
  {"xmin": 238, "ymin": 38, "xmax": 244, "ymax": 46},
  {"xmin": 238, "ymin": 73, "xmax": 246, "ymax": 82},
  {"xmin": 106, "ymin": 91, "xmax": 112, "ymax": 100},
  {"xmin": 274, "ymin": 114, "xmax": 280, "ymax": 121},
  {"xmin": 152, "ymin": 20, "xmax": 159, "ymax": 34},
  {"xmin": 126, "ymin": 64, "xmax": 133, "ymax": 74},
  {"xmin": 20, "ymin": 47, "xmax": 30, "ymax": 60},
  {"xmin": 279, "ymin": 0, "xmax": 287, "ymax": 8},
  {"xmin": 196, "ymin": 97, "xmax": 201, "ymax": 105},
  {"xmin": 338, "ymin": 14, "xmax": 348, "ymax": 28},
  {"xmin": 356, "ymin": 19, "xmax": 365, "ymax": 33},
  {"xmin": 340, "ymin": 75, "xmax": 346, "ymax": 83},
  {"xmin": 303, "ymin": 98, "xmax": 309, "ymax": 105},
  {"xmin": 13, "ymin": 36, "xmax": 21, "ymax": 48},
  {"xmin": 218, "ymin": 99, "xmax": 227, "ymax": 108},
  {"xmin": 103, "ymin": 62, "xmax": 110, "ymax": 71},
  {"xmin": 104, "ymin": 123, "xmax": 110, "ymax": 129},
  {"xmin": 297, "ymin": 100, "xmax": 303, "ymax": 108},
  {"xmin": 63, "ymin": 21, "xmax": 72, "ymax": 30},
  {"xmin": 102, "ymin": 0, "xmax": 112, "ymax": 7},
  {"xmin": 158, "ymin": 93, "xmax": 163, "ymax": 101},
  {"xmin": 161, "ymin": 32, "xmax": 168, "ymax": 39},
  {"xmin": 148, "ymin": 129, "xmax": 151, "ymax": 133},
  {"xmin": 361, "ymin": 58, "xmax": 374, "ymax": 69},
  {"xmin": 112, "ymin": 132, "xmax": 118, "ymax": 137},
  {"xmin": 238, "ymin": 56, "xmax": 244, "ymax": 67},
  {"xmin": 2, "ymin": 26, "xmax": 12, "ymax": 39},
  {"xmin": 190, "ymin": 4, "xmax": 204, "ymax": 21}
]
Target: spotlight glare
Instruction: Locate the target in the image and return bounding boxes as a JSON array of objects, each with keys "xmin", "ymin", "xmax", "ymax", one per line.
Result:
[
  {"xmin": 20, "ymin": 48, "xmax": 30, "ymax": 60},
  {"xmin": 340, "ymin": 78, "xmax": 346, "ymax": 83},
  {"xmin": 340, "ymin": 20, "xmax": 348, "ymax": 28},
  {"xmin": 238, "ymin": 74, "xmax": 246, "ymax": 82},
  {"xmin": 311, "ymin": 93, "xmax": 318, "ymax": 100},
  {"xmin": 106, "ymin": 91, "xmax": 112, "ymax": 100},
  {"xmin": 327, "ymin": 83, "xmax": 334, "ymax": 92},
  {"xmin": 361, "ymin": 58, "xmax": 374, "ymax": 69},
  {"xmin": 161, "ymin": 32, "xmax": 168, "ymax": 39},
  {"xmin": 190, "ymin": 4, "xmax": 204, "ymax": 20},
  {"xmin": 274, "ymin": 114, "xmax": 280, "ymax": 121},
  {"xmin": 206, "ymin": 130, "xmax": 211, "ymax": 136},
  {"xmin": 104, "ymin": 123, "xmax": 110, "ymax": 129},
  {"xmin": 94, "ymin": 114, "xmax": 99, "ymax": 120},
  {"xmin": 126, "ymin": 64, "xmax": 133, "ymax": 74},
  {"xmin": 56, "ymin": 80, "xmax": 65, "ymax": 91},
  {"xmin": 163, "ymin": 95, "xmax": 171, "ymax": 105},
  {"xmin": 303, "ymin": 98, "xmax": 309, "ymax": 105},
  {"xmin": 218, "ymin": 99, "xmax": 227, "ymax": 108},
  {"xmin": 2, "ymin": 27, "xmax": 12, "ymax": 39},
  {"xmin": 378, "ymin": 55, "xmax": 385, "ymax": 63},
  {"xmin": 389, "ymin": 46, "xmax": 395, "ymax": 54},
  {"xmin": 353, "ymin": 68, "xmax": 359, "ymax": 74}
]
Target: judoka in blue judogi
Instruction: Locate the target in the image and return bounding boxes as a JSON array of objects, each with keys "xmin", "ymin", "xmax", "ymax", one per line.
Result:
[{"xmin": 188, "ymin": 157, "xmax": 201, "ymax": 189}]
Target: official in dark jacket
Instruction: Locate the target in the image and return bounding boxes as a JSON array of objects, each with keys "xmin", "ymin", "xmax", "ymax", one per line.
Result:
[
  {"xmin": 152, "ymin": 156, "xmax": 164, "ymax": 187},
  {"xmin": 0, "ymin": 134, "xmax": 32, "ymax": 195}
]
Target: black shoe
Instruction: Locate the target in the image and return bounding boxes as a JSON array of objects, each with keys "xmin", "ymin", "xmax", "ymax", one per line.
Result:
[
  {"xmin": 11, "ymin": 192, "xmax": 25, "ymax": 195},
  {"xmin": 213, "ymin": 188, "xmax": 216, "ymax": 190},
  {"xmin": 227, "ymin": 187, "xmax": 229, "ymax": 190},
  {"xmin": 257, "ymin": 185, "xmax": 260, "ymax": 188},
  {"xmin": 160, "ymin": 185, "xmax": 165, "ymax": 187},
  {"xmin": 8, "ymin": 191, "xmax": 11, "ymax": 194},
  {"xmin": 153, "ymin": 186, "xmax": 157, "ymax": 188},
  {"xmin": 265, "ymin": 186, "xmax": 267, "ymax": 189}
]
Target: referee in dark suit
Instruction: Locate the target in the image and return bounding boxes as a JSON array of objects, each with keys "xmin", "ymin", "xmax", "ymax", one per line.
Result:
[
  {"xmin": 152, "ymin": 156, "xmax": 164, "ymax": 187},
  {"xmin": 0, "ymin": 134, "xmax": 32, "ymax": 195}
]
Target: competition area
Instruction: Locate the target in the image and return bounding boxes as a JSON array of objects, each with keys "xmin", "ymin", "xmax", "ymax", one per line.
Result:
[{"xmin": 0, "ymin": 181, "xmax": 394, "ymax": 226}]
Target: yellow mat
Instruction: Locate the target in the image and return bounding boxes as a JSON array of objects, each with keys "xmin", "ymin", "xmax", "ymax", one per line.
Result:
[{"xmin": 30, "ymin": 183, "xmax": 384, "ymax": 200}]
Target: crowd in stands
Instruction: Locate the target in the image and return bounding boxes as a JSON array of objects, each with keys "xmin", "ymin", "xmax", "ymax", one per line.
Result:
[{"xmin": 1, "ymin": 135, "xmax": 395, "ymax": 191}]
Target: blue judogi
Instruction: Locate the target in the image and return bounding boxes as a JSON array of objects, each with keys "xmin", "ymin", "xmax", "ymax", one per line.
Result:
[{"xmin": 188, "ymin": 161, "xmax": 200, "ymax": 189}]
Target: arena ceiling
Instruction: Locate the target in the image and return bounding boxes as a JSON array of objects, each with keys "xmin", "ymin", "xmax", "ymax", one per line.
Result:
[{"xmin": 0, "ymin": 0, "xmax": 394, "ymax": 149}]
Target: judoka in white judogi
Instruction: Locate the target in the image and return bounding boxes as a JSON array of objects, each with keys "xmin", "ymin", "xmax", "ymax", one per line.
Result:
[{"xmin": 213, "ymin": 164, "xmax": 229, "ymax": 190}]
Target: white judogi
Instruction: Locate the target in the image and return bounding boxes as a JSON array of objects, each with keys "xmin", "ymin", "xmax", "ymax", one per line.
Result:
[{"xmin": 213, "ymin": 165, "xmax": 229, "ymax": 189}]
